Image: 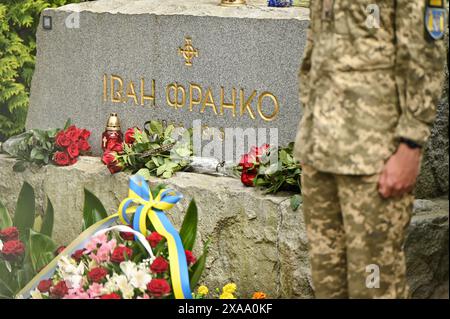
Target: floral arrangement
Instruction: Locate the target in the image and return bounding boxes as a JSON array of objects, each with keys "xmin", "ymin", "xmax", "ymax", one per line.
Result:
[
  {"xmin": 236, "ymin": 142, "xmax": 302, "ymax": 210},
  {"xmin": 27, "ymin": 229, "xmax": 199, "ymax": 299},
  {"xmin": 18, "ymin": 175, "xmax": 208, "ymax": 299},
  {"xmin": 0, "ymin": 120, "xmax": 91, "ymax": 171},
  {"xmin": 102, "ymin": 120, "xmax": 192, "ymax": 178}
]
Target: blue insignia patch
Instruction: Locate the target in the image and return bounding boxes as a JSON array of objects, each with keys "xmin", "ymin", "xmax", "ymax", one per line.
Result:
[{"xmin": 425, "ymin": 7, "xmax": 447, "ymax": 40}]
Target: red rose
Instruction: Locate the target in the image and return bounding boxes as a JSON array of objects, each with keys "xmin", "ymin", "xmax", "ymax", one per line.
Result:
[
  {"xmin": 71, "ymin": 249, "xmax": 85, "ymax": 262},
  {"xmin": 37, "ymin": 279, "xmax": 52, "ymax": 293},
  {"xmin": 79, "ymin": 129, "xmax": 91, "ymax": 140},
  {"xmin": 67, "ymin": 142, "xmax": 79, "ymax": 159},
  {"xmin": 185, "ymin": 250, "xmax": 196, "ymax": 265},
  {"xmin": 239, "ymin": 153, "xmax": 255, "ymax": 170},
  {"xmin": 146, "ymin": 232, "xmax": 163, "ymax": 248},
  {"xmin": 55, "ymin": 246, "xmax": 66, "ymax": 256},
  {"xmin": 1, "ymin": 240, "xmax": 25, "ymax": 261},
  {"xmin": 147, "ymin": 279, "xmax": 171, "ymax": 298},
  {"xmin": 70, "ymin": 156, "xmax": 78, "ymax": 165},
  {"xmin": 124, "ymin": 128, "xmax": 138, "ymax": 144},
  {"xmin": 110, "ymin": 246, "xmax": 132, "ymax": 263},
  {"xmin": 102, "ymin": 151, "xmax": 116, "ymax": 165},
  {"xmin": 100, "ymin": 293, "xmax": 121, "ymax": 299},
  {"xmin": 53, "ymin": 151, "xmax": 70, "ymax": 166},
  {"xmin": 77, "ymin": 139, "xmax": 91, "ymax": 152},
  {"xmin": 65, "ymin": 126, "xmax": 81, "ymax": 142},
  {"xmin": 150, "ymin": 256, "xmax": 169, "ymax": 273},
  {"xmin": 88, "ymin": 267, "xmax": 108, "ymax": 283},
  {"xmin": 0, "ymin": 227, "xmax": 19, "ymax": 241},
  {"xmin": 50, "ymin": 281, "xmax": 68, "ymax": 298},
  {"xmin": 107, "ymin": 161, "xmax": 123, "ymax": 174},
  {"xmin": 120, "ymin": 230, "xmax": 135, "ymax": 241},
  {"xmin": 55, "ymin": 130, "xmax": 71, "ymax": 148},
  {"xmin": 107, "ymin": 141, "xmax": 123, "ymax": 153},
  {"xmin": 241, "ymin": 169, "xmax": 257, "ymax": 187}
]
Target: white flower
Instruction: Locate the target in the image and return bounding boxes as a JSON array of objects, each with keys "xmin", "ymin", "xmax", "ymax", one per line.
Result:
[
  {"xmin": 120, "ymin": 261, "xmax": 138, "ymax": 279},
  {"xmin": 0, "ymin": 239, "xmax": 3, "ymax": 251},
  {"xmin": 114, "ymin": 274, "xmax": 135, "ymax": 299},
  {"xmin": 56, "ymin": 256, "xmax": 86, "ymax": 289},
  {"xmin": 130, "ymin": 269, "xmax": 152, "ymax": 291}
]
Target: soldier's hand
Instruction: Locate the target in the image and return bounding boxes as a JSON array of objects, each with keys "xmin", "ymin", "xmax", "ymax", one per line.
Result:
[{"xmin": 378, "ymin": 144, "xmax": 421, "ymax": 198}]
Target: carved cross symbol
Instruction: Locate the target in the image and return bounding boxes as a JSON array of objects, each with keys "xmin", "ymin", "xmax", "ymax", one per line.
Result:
[{"xmin": 178, "ymin": 37, "xmax": 198, "ymax": 67}]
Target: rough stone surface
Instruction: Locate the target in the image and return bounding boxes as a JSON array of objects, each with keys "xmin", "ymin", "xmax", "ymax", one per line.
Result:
[
  {"xmin": 0, "ymin": 155, "xmax": 448, "ymax": 298},
  {"xmin": 26, "ymin": 0, "xmax": 309, "ymax": 160},
  {"xmin": 415, "ymin": 47, "xmax": 449, "ymax": 199}
]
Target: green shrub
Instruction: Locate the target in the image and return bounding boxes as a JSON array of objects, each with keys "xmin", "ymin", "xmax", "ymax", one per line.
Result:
[{"xmin": 0, "ymin": 0, "xmax": 84, "ymax": 141}]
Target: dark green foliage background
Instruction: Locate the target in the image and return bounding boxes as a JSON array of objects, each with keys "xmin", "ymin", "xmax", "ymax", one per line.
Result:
[{"xmin": 0, "ymin": 0, "xmax": 84, "ymax": 141}]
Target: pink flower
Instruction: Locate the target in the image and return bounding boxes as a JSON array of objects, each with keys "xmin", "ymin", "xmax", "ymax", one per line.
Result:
[
  {"xmin": 84, "ymin": 233, "xmax": 108, "ymax": 254},
  {"xmin": 87, "ymin": 283, "xmax": 104, "ymax": 298},
  {"xmin": 89, "ymin": 238, "xmax": 117, "ymax": 264},
  {"xmin": 137, "ymin": 294, "xmax": 150, "ymax": 299},
  {"xmin": 64, "ymin": 288, "xmax": 90, "ymax": 299}
]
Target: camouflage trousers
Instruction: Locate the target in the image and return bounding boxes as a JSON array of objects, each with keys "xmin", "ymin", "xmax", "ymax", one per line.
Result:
[{"xmin": 301, "ymin": 165, "xmax": 414, "ymax": 299}]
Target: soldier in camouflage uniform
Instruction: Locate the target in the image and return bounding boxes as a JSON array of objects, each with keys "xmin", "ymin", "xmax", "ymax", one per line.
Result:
[{"xmin": 294, "ymin": 0, "xmax": 447, "ymax": 298}]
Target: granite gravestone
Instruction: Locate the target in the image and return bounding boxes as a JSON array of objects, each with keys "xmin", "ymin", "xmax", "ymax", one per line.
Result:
[{"xmin": 26, "ymin": 0, "xmax": 309, "ymax": 159}]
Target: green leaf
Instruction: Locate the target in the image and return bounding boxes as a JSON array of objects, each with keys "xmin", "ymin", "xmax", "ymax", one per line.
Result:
[
  {"xmin": 136, "ymin": 168, "xmax": 151, "ymax": 181},
  {"xmin": 13, "ymin": 182, "xmax": 35, "ymax": 237},
  {"xmin": 150, "ymin": 120, "xmax": 163, "ymax": 136},
  {"xmin": 290, "ymin": 194, "xmax": 302, "ymax": 211},
  {"xmin": 40, "ymin": 197, "xmax": 54, "ymax": 237},
  {"xmin": 179, "ymin": 200, "xmax": 198, "ymax": 251},
  {"xmin": 189, "ymin": 241, "xmax": 209, "ymax": 290},
  {"xmin": 29, "ymin": 230, "xmax": 57, "ymax": 273},
  {"xmin": 82, "ymin": 189, "xmax": 108, "ymax": 231},
  {"xmin": 12, "ymin": 161, "xmax": 26, "ymax": 172},
  {"xmin": 0, "ymin": 200, "xmax": 12, "ymax": 229}
]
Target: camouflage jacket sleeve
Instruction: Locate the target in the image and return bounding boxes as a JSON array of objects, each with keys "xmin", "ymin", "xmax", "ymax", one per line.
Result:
[
  {"xmin": 298, "ymin": 7, "xmax": 315, "ymax": 108},
  {"xmin": 394, "ymin": 0, "xmax": 447, "ymax": 146}
]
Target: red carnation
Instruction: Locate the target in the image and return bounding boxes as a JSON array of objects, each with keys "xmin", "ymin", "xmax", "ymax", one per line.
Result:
[
  {"xmin": 150, "ymin": 256, "xmax": 169, "ymax": 273},
  {"xmin": 79, "ymin": 129, "xmax": 91, "ymax": 140},
  {"xmin": 65, "ymin": 126, "xmax": 81, "ymax": 142},
  {"xmin": 50, "ymin": 280, "xmax": 68, "ymax": 298},
  {"xmin": 37, "ymin": 279, "xmax": 52, "ymax": 293},
  {"xmin": 0, "ymin": 226, "xmax": 19, "ymax": 241},
  {"xmin": 53, "ymin": 151, "xmax": 70, "ymax": 166},
  {"xmin": 71, "ymin": 249, "xmax": 85, "ymax": 262},
  {"xmin": 110, "ymin": 246, "xmax": 132, "ymax": 263},
  {"xmin": 185, "ymin": 250, "xmax": 196, "ymax": 265},
  {"xmin": 55, "ymin": 246, "xmax": 66, "ymax": 256},
  {"xmin": 124, "ymin": 127, "xmax": 139, "ymax": 144},
  {"xmin": 100, "ymin": 292, "xmax": 121, "ymax": 299},
  {"xmin": 239, "ymin": 153, "xmax": 255, "ymax": 170},
  {"xmin": 1, "ymin": 240, "xmax": 25, "ymax": 261},
  {"xmin": 147, "ymin": 279, "xmax": 171, "ymax": 298},
  {"xmin": 78, "ymin": 139, "xmax": 91, "ymax": 152},
  {"xmin": 120, "ymin": 230, "xmax": 134, "ymax": 241},
  {"xmin": 55, "ymin": 130, "xmax": 71, "ymax": 148},
  {"xmin": 67, "ymin": 142, "xmax": 79, "ymax": 159},
  {"xmin": 88, "ymin": 267, "xmax": 108, "ymax": 283},
  {"xmin": 147, "ymin": 232, "xmax": 163, "ymax": 248}
]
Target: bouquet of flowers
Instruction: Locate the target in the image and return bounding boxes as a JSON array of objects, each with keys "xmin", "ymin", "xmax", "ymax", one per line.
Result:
[
  {"xmin": 102, "ymin": 120, "xmax": 192, "ymax": 178},
  {"xmin": 236, "ymin": 142, "xmax": 301, "ymax": 193},
  {"xmin": 0, "ymin": 120, "xmax": 91, "ymax": 171},
  {"xmin": 18, "ymin": 175, "xmax": 207, "ymax": 299}
]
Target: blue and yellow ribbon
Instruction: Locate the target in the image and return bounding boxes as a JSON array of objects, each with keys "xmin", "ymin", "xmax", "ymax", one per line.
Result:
[
  {"xmin": 17, "ymin": 175, "xmax": 192, "ymax": 299},
  {"xmin": 117, "ymin": 175, "xmax": 192, "ymax": 299}
]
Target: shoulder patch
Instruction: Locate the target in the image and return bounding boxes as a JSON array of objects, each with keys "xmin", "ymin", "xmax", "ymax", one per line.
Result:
[{"xmin": 425, "ymin": 0, "xmax": 447, "ymax": 40}]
